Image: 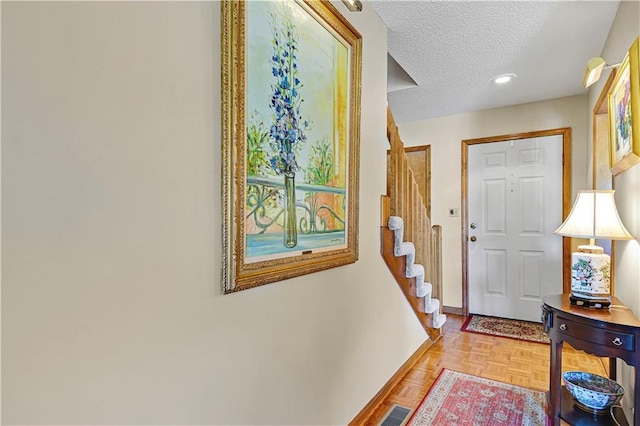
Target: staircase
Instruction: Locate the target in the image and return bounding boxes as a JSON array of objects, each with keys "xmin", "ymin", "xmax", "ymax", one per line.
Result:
[
  {"xmin": 381, "ymin": 106, "xmax": 446, "ymax": 341},
  {"xmin": 388, "ymin": 216, "xmax": 446, "ymax": 329},
  {"xmin": 348, "ymin": 108, "xmax": 447, "ymax": 426}
]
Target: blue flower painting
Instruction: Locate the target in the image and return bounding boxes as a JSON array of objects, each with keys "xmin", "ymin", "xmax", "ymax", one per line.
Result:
[
  {"xmin": 221, "ymin": 0, "xmax": 361, "ymax": 291},
  {"xmin": 245, "ymin": 1, "xmax": 351, "ymax": 262},
  {"xmin": 612, "ymin": 67, "xmax": 632, "ymax": 163},
  {"xmin": 267, "ymin": 13, "xmax": 309, "ymax": 177}
]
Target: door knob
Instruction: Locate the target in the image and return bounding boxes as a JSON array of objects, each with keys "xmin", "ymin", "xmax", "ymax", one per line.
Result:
[{"xmin": 470, "ymin": 236, "xmax": 477, "ymax": 242}]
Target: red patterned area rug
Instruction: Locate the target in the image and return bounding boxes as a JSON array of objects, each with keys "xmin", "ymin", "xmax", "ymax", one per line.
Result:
[
  {"xmin": 407, "ymin": 369, "xmax": 548, "ymax": 425},
  {"xmin": 461, "ymin": 315, "xmax": 550, "ymax": 344}
]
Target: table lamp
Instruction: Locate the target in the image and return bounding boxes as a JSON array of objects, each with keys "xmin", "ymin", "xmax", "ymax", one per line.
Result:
[{"xmin": 554, "ymin": 190, "xmax": 633, "ymax": 307}]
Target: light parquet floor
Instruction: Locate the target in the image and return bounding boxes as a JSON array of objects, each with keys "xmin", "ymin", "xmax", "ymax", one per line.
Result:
[{"xmin": 362, "ymin": 314, "xmax": 608, "ymax": 425}]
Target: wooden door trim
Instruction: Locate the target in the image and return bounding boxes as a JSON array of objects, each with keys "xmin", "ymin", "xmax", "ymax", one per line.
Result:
[
  {"xmin": 404, "ymin": 144, "xmax": 431, "ymax": 218},
  {"xmin": 461, "ymin": 128, "xmax": 572, "ymax": 317}
]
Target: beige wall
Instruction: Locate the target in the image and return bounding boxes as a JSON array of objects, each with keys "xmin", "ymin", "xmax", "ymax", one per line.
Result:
[
  {"xmin": 586, "ymin": 0, "xmax": 640, "ymax": 417},
  {"xmin": 397, "ymin": 96, "xmax": 588, "ymax": 309},
  {"xmin": 1, "ymin": 2, "xmax": 428, "ymax": 424}
]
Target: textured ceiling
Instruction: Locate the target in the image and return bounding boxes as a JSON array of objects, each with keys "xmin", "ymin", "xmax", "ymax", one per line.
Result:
[{"xmin": 370, "ymin": 0, "xmax": 622, "ymax": 123}]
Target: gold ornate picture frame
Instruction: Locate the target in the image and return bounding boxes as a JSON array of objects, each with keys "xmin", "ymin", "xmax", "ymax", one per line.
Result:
[
  {"xmin": 608, "ymin": 37, "xmax": 640, "ymax": 176},
  {"xmin": 221, "ymin": 0, "xmax": 362, "ymax": 293}
]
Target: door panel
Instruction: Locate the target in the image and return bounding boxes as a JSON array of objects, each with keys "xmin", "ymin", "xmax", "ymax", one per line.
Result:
[
  {"xmin": 520, "ymin": 177, "xmax": 544, "ymax": 234},
  {"xmin": 485, "ymin": 249, "xmax": 507, "ymax": 294},
  {"xmin": 468, "ymin": 135, "xmax": 563, "ymax": 322},
  {"xmin": 521, "ymin": 250, "xmax": 543, "ymax": 297},
  {"xmin": 484, "ymin": 179, "xmax": 506, "ymax": 233}
]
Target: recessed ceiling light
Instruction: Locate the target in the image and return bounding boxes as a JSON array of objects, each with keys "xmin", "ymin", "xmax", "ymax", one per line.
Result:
[{"xmin": 491, "ymin": 73, "xmax": 517, "ymax": 85}]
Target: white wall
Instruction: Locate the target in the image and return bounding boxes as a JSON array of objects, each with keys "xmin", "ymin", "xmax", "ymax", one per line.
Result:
[
  {"xmin": 1, "ymin": 2, "xmax": 428, "ymax": 424},
  {"xmin": 586, "ymin": 0, "xmax": 640, "ymax": 417},
  {"xmin": 397, "ymin": 96, "xmax": 588, "ymax": 309}
]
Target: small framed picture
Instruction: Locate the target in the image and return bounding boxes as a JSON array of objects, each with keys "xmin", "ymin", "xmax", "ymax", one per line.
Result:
[{"xmin": 608, "ymin": 37, "xmax": 639, "ymax": 176}]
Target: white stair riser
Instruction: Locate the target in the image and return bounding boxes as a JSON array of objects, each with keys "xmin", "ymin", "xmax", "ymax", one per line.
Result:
[
  {"xmin": 431, "ymin": 313, "xmax": 447, "ymax": 329},
  {"xmin": 424, "ymin": 298, "xmax": 440, "ymax": 314},
  {"xmin": 416, "ymin": 281, "xmax": 432, "ymax": 299}
]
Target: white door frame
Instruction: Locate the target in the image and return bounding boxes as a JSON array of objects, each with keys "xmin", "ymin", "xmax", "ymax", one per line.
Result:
[{"xmin": 461, "ymin": 128, "xmax": 572, "ymax": 317}]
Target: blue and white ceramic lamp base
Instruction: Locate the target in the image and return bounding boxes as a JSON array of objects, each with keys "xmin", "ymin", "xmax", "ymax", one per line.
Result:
[{"xmin": 570, "ymin": 247, "xmax": 611, "ymax": 301}]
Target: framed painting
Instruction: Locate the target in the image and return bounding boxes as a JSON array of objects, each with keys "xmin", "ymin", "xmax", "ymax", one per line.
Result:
[
  {"xmin": 608, "ymin": 36, "xmax": 640, "ymax": 176},
  {"xmin": 221, "ymin": 0, "xmax": 362, "ymax": 293}
]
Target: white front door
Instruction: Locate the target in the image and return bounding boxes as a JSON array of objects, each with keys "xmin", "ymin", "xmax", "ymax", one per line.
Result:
[{"xmin": 467, "ymin": 135, "xmax": 563, "ymax": 322}]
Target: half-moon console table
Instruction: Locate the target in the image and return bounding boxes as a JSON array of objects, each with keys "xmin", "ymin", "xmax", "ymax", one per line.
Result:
[{"xmin": 542, "ymin": 294, "xmax": 640, "ymax": 426}]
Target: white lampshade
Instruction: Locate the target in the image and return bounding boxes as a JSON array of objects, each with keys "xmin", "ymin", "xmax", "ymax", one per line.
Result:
[
  {"xmin": 583, "ymin": 57, "xmax": 606, "ymax": 88},
  {"xmin": 582, "ymin": 57, "xmax": 621, "ymax": 88},
  {"xmin": 554, "ymin": 190, "xmax": 633, "ymax": 240}
]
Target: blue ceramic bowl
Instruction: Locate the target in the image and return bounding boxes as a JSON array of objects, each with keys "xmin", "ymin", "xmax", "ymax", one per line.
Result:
[{"xmin": 562, "ymin": 371, "xmax": 624, "ymax": 412}]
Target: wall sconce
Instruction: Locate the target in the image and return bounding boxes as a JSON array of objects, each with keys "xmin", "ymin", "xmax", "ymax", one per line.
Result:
[
  {"xmin": 342, "ymin": 0, "xmax": 363, "ymax": 12},
  {"xmin": 554, "ymin": 190, "xmax": 634, "ymax": 307},
  {"xmin": 583, "ymin": 57, "xmax": 621, "ymax": 88}
]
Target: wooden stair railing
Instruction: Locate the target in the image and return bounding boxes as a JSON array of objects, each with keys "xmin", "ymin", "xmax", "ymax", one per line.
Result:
[
  {"xmin": 349, "ymin": 107, "xmax": 446, "ymax": 426},
  {"xmin": 381, "ymin": 106, "xmax": 445, "ymax": 341}
]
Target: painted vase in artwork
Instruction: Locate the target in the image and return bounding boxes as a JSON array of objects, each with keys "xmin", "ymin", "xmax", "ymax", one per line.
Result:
[{"xmin": 283, "ymin": 172, "xmax": 297, "ymax": 248}]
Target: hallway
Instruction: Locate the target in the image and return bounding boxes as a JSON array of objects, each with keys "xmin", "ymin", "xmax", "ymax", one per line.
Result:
[{"xmin": 361, "ymin": 314, "xmax": 608, "ymax": 425}]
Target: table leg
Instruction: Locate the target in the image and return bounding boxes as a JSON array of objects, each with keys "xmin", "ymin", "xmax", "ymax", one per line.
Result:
[
  {"xmin": 609, "ymin": 357, "xmax": 617, "ymax": 380},
  {"xmin": 635, "ymin": 365, "xmax": 640, "ymax": 426},
  {"xmin": 549, "ymin": 340, "xmax": 562, "ymax": 426}
]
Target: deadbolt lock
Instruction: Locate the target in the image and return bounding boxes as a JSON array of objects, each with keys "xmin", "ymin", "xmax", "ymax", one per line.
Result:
[{"xmin": 470, "ymin": 223, "xmax": 477, "ymax": 229}]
